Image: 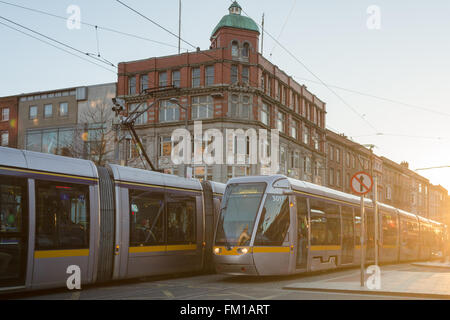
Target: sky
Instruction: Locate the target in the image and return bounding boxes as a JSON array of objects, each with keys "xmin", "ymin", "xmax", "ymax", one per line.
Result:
[{"xmin": 1, "ymin": 0, "xmax": 450, "ymax": 190}]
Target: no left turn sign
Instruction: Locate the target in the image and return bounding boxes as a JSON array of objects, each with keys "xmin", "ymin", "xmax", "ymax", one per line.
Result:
[{"xmin": 350, "ymin": 171, "xmax": 373, "ymax": 195}]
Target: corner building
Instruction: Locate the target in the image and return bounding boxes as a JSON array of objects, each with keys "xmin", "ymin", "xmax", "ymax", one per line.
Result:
[{"xmin": 117, "ymin": 2, "xmax": 327, "ymax": 183}]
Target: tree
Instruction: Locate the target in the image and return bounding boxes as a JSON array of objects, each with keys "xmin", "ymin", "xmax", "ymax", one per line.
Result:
[{"xmin": 65, "ymin": 102, "xmax": 116, "ymax": 166}]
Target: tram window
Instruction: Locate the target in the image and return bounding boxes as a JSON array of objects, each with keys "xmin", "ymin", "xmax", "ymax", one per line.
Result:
[
  {"xmin": 0, "ymin": 176, "xmax": 27, "ymax": 282},
  {"xmin": 254, "ymin": 195, "xmax": 290, "ymax": 246},
  {"xmin": 0, "ymin": 177, "xmax": 26, "ymax": 234},
  {"xmin": 167, "ymin": 195, "xmax": 196, "ymax": 244},
  {"xmin": 129, "ymin": 190, "xmax": 165, "ymax": 246},
  {"xmin": 381, "ymin": 213, "xmax": 397, "ymax": 246},
  {"xmin": 35, "ymin": 181, "xmax": 90, "ymax": 250},
  {"xmin": 309, "ymin": 199, "xmax": 340, "ymax": 246},
  {"xmin": 296, "ymin": 197, "xmax": 308, "ymax": 239}
]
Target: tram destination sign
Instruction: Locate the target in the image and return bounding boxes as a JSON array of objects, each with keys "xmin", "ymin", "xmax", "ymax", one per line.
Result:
[{"xmin": 350, "ymin": 171, "xmax": 373, "ymax": 196}]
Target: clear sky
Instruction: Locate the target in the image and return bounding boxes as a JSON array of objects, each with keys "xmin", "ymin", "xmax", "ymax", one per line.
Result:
[{"xmin": 1, "ymin": 0, "xmax": 450, "ymax": 190}]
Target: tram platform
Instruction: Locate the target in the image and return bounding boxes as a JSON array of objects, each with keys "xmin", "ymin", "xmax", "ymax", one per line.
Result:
[{"xmin": 283, "ymin": 263, "xmax": 450, "ymax": 299}]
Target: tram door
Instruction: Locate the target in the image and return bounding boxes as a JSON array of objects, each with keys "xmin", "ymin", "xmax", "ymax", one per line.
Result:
[
  {"xmin": 0, "ymin": 175, "xmax": 28, "ymax": 288},
  {"xmin": 341, "ymin": 206, "xmax": 354, "ymax": 264},
  {"xmin": 296, "ymin": 196, "xmax": 308, "ymax": 269}
]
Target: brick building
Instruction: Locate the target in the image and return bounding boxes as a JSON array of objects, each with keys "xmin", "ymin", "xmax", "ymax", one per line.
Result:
[
  {"xmin": 0, "ymin": 95, "xmax": 19, "ymax": 148},
  {"xmin": 116, "ymin": 1, "xmax": 327, "ymax": 183},
  {"xmin": 326, "ymin": 129, "xmax": 383, "ymax": 200}
]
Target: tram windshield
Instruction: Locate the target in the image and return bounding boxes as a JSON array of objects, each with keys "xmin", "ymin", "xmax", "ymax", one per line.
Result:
[{"xmin": 215, "ymin": 183, "xmax": 265, "ymax": 246}]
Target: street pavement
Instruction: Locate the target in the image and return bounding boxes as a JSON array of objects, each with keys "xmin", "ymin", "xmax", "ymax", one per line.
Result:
[
  {"xmin": 4, "ymin": 263, "xmax": 449, "ymax": 300},
  {"xmin": 285, "ymin": 262, "xmax": 450, "ymax": 299}
]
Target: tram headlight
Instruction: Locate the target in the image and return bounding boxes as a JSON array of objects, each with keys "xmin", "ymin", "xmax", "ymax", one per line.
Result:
[
  {"xmin": 237, "ymin": 248, "xmax": 248, "ymax": 254},
  {"xmin": 214, "ymin": 247, "xmax": 222, "ymax": 254}
]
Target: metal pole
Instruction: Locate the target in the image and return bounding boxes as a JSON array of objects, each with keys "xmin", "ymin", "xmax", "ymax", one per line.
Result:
[
  {"xmin": 184, "ymin": 104, "xmax": 188, "ymax": 178},
  {"xmin": 178, "ymin": 0, "xmax": 181, "ymax": 55},
  {"xmin": 374, "ymin": 176, "xmax": 379, "ymax": 266},
  {"xmin": 360, "ymin": 194, "xmax": 365, "ymax": 287},
  {"xmin": 261, "ymin": 13, "xmax": 265, "ymax": 55}
]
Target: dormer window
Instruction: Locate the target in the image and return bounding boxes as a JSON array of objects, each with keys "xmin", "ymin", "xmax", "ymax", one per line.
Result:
[{"xmin": 231, "ymin": 41, "xmax": 239, "ymax": 56}]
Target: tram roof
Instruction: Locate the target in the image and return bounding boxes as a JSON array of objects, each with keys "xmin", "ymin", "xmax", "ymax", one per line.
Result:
[
  {"xmin": 0, "ymin": 146, "xmax": 98, "ymax": 179},
  {"xmin": 209, "ymin": 180, "xmax": 226, "ymax": 194},
  {"xmin": 108, "ymin": 164, "xmax": 202, "ymax": 191}
]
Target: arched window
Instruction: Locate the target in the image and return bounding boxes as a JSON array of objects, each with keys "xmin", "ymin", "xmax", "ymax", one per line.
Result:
[
  {"xmin": 242, "ymin": 43, "xmax": 249, "ymax": 57},
  {"xmin": 231, "ymin": 41, "xmax": 239, "ymax": 57}
]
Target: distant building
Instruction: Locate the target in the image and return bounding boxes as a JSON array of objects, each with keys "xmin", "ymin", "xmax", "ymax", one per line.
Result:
[
  {"xmin": 325, "ymin": 129, "xmax": 383, "ymax": 201},
  {"xmin": 116, "ymin": 1, "xmax": 327, "ymax": 183},
  {"xmin": 0, "ymin": 95, "xmax": 19, "ymax": 148},
  {"xmin": 17, "ymin": 82, "xmax": 116, "ymax": 163}
]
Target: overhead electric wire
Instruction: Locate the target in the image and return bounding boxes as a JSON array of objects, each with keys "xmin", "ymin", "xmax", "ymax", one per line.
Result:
[
  {"xmin": 0, "ymin": 20, "xmax": 116, "ymax": 74},
  {"xmin": 236, "ymin": 1, "xmax": 379, "ymax": 134},
  {"xmin": 293, "ymin": 75, "xmax": 450, "ymax": 118},
  {"xmin": 0, "ymin": 15, "xmax": 115, "ymax": 67},
  {"xmin": 269, "ymin": 0, "xmax": 297, "ymax": 57},
  {"xmin": 0, "ymin": 0, "xmax": 186, "ymax": 50}
]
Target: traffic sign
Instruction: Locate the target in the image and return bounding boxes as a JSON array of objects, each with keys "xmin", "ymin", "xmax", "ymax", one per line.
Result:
[{"xmin": 350, "ymin": 171, "xmax": 373, "ymax": 195}]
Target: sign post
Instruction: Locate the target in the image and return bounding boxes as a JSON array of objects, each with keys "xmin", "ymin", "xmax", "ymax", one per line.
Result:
[{"xmin": 350, "ymin": 172, "xmax": 373, "ymax": 287}]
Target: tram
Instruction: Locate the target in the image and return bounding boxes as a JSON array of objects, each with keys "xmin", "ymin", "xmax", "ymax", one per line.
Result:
[
  {"xmin": 213, "ymin": 175, "xmax": 445, "ymax": 276},
  {"xmin": 0, "ymin": 146, "xmax": 224, "ymax": 292}
]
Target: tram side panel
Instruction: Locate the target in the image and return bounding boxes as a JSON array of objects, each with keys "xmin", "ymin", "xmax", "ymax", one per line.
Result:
[{"xmin": 31, "ymin": 177, "xmax": 98, "ymax": 290}]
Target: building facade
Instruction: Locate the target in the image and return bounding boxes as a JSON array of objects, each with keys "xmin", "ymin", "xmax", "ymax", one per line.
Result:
[
  {"xmin": 116, "ymin": 1, "xmax": 327, "ymax": 183},
  {"xmin": 0, "ymin": 95, "xmax": 19, "ymax": 148},
  {"xmin": 17, "ymin": 83, "xmax": 117, "ymax": 164},
  {"xmin": 326, "ymin": 129, "xmax": 383, "ymax": 201}
]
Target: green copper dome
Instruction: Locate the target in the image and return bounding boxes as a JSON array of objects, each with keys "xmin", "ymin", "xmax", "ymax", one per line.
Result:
[{"xmin": 211, "ymin": 2, "xmax": 259, "ymax": 37}]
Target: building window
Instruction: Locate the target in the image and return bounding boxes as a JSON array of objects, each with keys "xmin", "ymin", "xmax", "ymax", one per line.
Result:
[
  {"xmin": 59, "ymin": 102, "xmax": 69, "ymax": 117},
  {"xmin": 205, "ymin": 66, "xmax": 215, "ymax": 86},
  {"xmin": 346, "ymin": 152, "xmax": 350, "ymax": 167},
  {"xmin": 312, "ymin": 133, "xmax": 319, "ymax": 150},
  {"xmin": 291, "ymin": 120, "xmax": 298, "ymax": 139},
  {"xmin": 292, "ymin": 151, "xmax": 300, "ymax": 168},
  {"xmin": 159, "ymin": 72, "xmax": 167, "ymax": 87},
  {"xmin": 231, "ymin": 41, "xmax": 239, "ymax": 56},
  {"xmin": 192, "ymin": 96, "xmax": 213, "ymax": 120},
  {"xmin": 329, "ymin": 145, "xmax": 334, "ymax": 161},
  {"xmin": 277, "ymin": 83, "xmax": 282, "ymax": 101},
  {"xmin": 352, "ymin": 155, "xmax": 356, "ymax": 168},
  {"xmin": 129, "ymin": 103, "xmax": 148, "ymax": 125},
  {"xmin": 242, "ymin": 43, "xmax": 249, "ymax": 57},
  {"xmin": 329, "ymin": 168, "xmax": 334, "ymax": 185},
  {"xmin": 172, "ymin": 70, "xmax": 180, "ymax": 87},
  {"xmin": 44, "ymin": 104, "xmax": 52, "ymax": 119},
  {"xmin": 1, "ymin": 108, "xmax": 9, "ymax": 121},
  {"xmin": 29, "ymin": 105, "xmax": 38, "ymax": 120},
  {"xmin": 159, "ymin": 136, "xmax": 172, "ymax": 157},
  {"xmin": 192, "ymin": 67, "xmax": 200, "ymax": 88},
  {"xmin": 261, "ymin": 74, "xmax": 265, "ymax": 91},
  {"xmin": 277, "ymin": 111, "xmax": 285, "ymax": 133},
  {"xmin": 303, "ymin": 126, "xmax": 310, "ymax": 145},
  {"xmin": 140, "ymin": 75, "xmax": 148, "ymax": 92},
  {"xmin": 128, "ymin": 76, "xmax": 136, "ymax": 95},
  {"xmin": 336, "ymin": 170, "xmax": 341, "ymax": 187},
  {"xmin": 267, "ymin": 77, "xmax": 272, "ymax": 96},
  {"xmin": 336, "ymin": 148, "xmax": 340, "ymax": 163},
  {"xmin": 230, "ymin": 94, "xmax": 250, "ymax": 119},
  {"xmin": 159, "ymin": 100, "xmax": 180, "ymax": 122},
  {"xmin": 242, "ymin": 66, "xmax": 249, "ymax": 84},
  {"xmin": 231, "ymin": 65, "xmax": 238, "ymax": 84},
  {"xmin": 261, "ymin": 102, "xmax": 269, "ymax": 126},
  {"xmin": 0, "ymin": 131, "xmax": 8, "ymax": 146}
]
